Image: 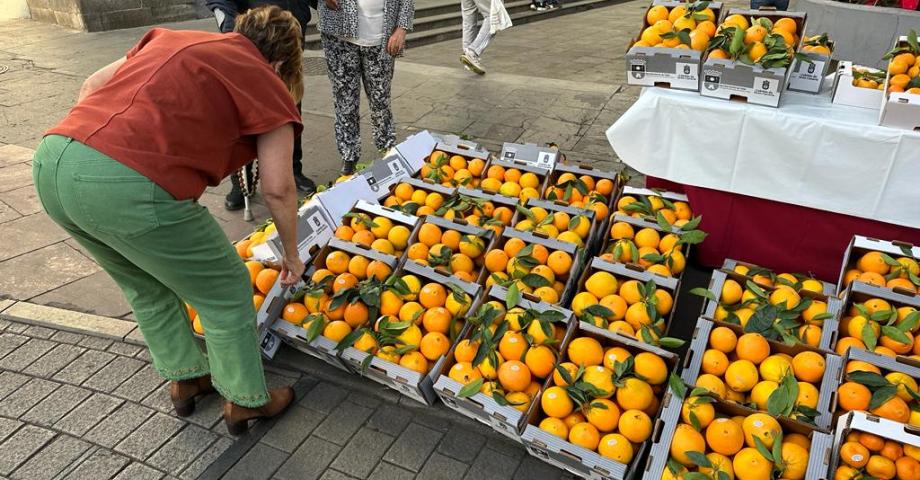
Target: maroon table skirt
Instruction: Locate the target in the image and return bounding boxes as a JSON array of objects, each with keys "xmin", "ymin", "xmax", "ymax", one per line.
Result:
[{"xmin": 645, "ymin": 177, "xmax": 920, "ymax": 282}]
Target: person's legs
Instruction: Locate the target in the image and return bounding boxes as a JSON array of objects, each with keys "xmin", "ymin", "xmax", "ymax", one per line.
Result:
[
  {"xmin": 291, "ymin": 101, "xmax": 316, "ymax": 193},
  {"xmin": 33, "ymin": 136, "xmax": 211, "ymax": 382},
  {"xmin": 460, "ymin": 0, "xmax": 479, "ymax": 52},
  {"xmin": 467, "ymin": 0, "xmax": 494, "ymax": 58},
  {"xmin": 37, "ymin": 136, "xmax": 271, "ymax": 408},
  {"xmin": 323, "ymin": 34, "xmax": 363, "ymax": 174},
  {"xmin": 359, "ymin": 46, "xmax": 396, "ymax": 153}
]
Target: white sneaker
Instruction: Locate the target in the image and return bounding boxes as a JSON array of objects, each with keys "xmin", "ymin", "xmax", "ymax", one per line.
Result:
[{"xmin": 460, "ymin": 51, "xmax": 486, "ymax": 75}]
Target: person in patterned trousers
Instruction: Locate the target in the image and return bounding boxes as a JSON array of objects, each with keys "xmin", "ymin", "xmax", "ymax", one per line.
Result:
[{"xmin": 318, "ymin": 0, "xmax": 413, "ymax": 174}]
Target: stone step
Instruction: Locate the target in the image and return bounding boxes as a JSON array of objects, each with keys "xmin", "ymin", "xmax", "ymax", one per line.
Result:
[{"xmin": 303, "ymin": 0, "xmax": 621, "ymax": 50}]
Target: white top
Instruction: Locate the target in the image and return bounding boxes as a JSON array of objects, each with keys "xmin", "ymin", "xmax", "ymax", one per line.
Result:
[
  {"xmin": 605, "ymin": 86, "xmax": 920, "ymax": 229},
  {"xmin": 346, "ymin": 0, "xmax": 386, "ymax": 46}
]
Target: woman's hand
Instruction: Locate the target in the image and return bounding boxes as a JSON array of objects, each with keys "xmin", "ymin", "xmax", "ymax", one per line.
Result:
[
  {"xmin": 387, "ymin": 28, "xmax": 407, "ymax": 56},
  {"xmin": 324, "ymin": 0, "xmax": 338, "ymax": 10},
  {"xmin": 280, "ymin": 253, "xmax": 305, "ymax": 286}
]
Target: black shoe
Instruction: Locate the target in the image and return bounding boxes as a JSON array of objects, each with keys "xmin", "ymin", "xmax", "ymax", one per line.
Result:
[
  {"xmin": 342, "ymin": 161, "xmax": 358, "ymax": 175},
  {"xmin": 225, "ymin": 186, "xmax": 244, "ymax": 211},
  {"xmin": 294, "ymin": 173, "xmax": 316, "ymax": 194}
]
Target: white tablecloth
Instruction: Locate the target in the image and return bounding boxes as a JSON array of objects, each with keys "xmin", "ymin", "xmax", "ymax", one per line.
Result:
[{"xmin": 606, "ymin": 87, "xmax": 920, "ymax": 229}]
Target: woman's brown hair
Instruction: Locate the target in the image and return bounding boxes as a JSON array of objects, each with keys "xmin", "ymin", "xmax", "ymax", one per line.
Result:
[{"xmin": 234, "ymin": 5, "xmax": 304, "ymax": 102}]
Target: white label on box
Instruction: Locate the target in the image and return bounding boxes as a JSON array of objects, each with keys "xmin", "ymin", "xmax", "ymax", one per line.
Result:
[
  {"xmin": 675, "ymin": 62, "xmax": 698, "ymax": 80},
  {"xmin": 753, "ymin": 77, "xmax": 779, "ymax": 96},
  {"xmin": 536, "ymin": 151, "xmax": 556, "ymax": 169},
  {"xmin": 259, "ymin": 330, "xmax": 281, "ymax": 359}
]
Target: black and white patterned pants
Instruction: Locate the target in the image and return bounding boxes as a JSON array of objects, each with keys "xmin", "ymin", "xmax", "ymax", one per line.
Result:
[{"xmin": 322, "ymin": 34, "xmax": 397, "ymax": 168}]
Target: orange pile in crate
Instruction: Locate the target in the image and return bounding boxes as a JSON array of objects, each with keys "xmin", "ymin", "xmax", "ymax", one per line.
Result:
[
  {"xmin": 436, "ymin": 194, "xmax": 513, "ymax": 235},
  {"xmin": 604, "ymin": 220, "xmax": 703, "ymax": 277},
  {"xmin": 885, "ymin": 33, "xmax": 920, "ymax": 96},
  {"xmin": 342, "ymin": 272, "xmax": 474, "ymax": 374},
  {"xmin": 483, "ymin": 242, "xmax": 573, "ymax": 305},
  {"xmin": 710, "ymin": 276, "xmax": 831, "ymax": 347},
  {"xmin": 572, "ymin": 271, "xmax": 677, "ymax": 347},
  {"xmin": 636, "ymin": 2, "xmax": 718, "ymax": 51},
  {"xmin": 707, "ymin": 15, "xmax": 801, "ymax": 68},
  {"xmin": 842, "ymin": 250, "xmax": 920, "ymax": 293},
  {"xmin": 420, "ymin": 151, "xmax": 486, "ymax": 188},
  {"xmin": 334, "ymin": 212, "xmax": 412, "ymax": 258},
  {"xmin": 836, "ymin": 298, "xmax": 920, "ymax": 357},
  {"xmin": 834, "ymin": 432, "xmax": 920, "ymax": 480},
  {"xmin": 383, "ymin": 181, "xmax": 449, "ymax": 217},
  {"xmin": 450, "ymin": 297, "xmax": 569, "ymax": 411},
  {"xmin": 535, "ymin": 336, "xmax": 670, "ymax": 464},
  {"xmin": 514, "ymin": 205, "xmax": 593, "ymax": 248},
  {"xmin": 404, "ymin": 221, "xmax": 488, "ymax": 284},
  {"xmin": 543, "ymin": 172, "xmax": 614, "ymax": 221},
  {"xmin": 480, "ymin": 164, "xmax": 543, "ymax": 204},
  {"xmin": 695, "ymin": 326, "xmax": 826, "ymax": 425},
  {"xmin": 283, "ymin": 251, "xmax": 395, "ymax": 343},
  {"xmin": 664, "ymin": 394, "xmax": 814, "ymax": 480},
  {"xmin": 836, "ymin": 358, "xmax": 920, "ymax": 427}
]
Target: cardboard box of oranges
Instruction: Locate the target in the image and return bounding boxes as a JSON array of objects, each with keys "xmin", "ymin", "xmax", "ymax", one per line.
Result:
[
  {"xmin": 833, "ymin": 347, "xmax": 920, "ymax": 432},
  {"xmin": 338, "ymin": 260, "xmax": 482, "ymax": 405},
  {"xmin": 333, "ymin": 200, "xmax": 420, "ymax": 260},
  {"xmin": 482, "ymin": 227, "xmax": 584, "ymax": 306},
  {"xmin": 572, "ymin": 257, "xmax": 681, "ymax": 349},
  {"xmin": 382, "ymin": 178, "xmax": 456, "ymax": 216},
  {"xmin": 512, "ymin": 198, "xmax": 600, "ymax": 254},
  {"xmin": 832, "ymin": 61, "xmax": 887, "ymax": 110},
  {"xmin": 479, "ymin": 157, "xmax": 551, "ymax": 205},
  {"xmin": 722, "ymin": 258, "xmax": 836, "ymax": 297},
  {"xmin": 401, "ymin": 215, "xmax": 497, "ymax": 285},
  {"xmin": 438, "ymin": 187, "xmax": 518, "ymax": 235},
  {"xmin": 602, "ymin": 214, "xmax": 701, "ymax": 281},
  {"xmin": 700, "ymin": 9, "xmax": 808, "ymax": 107},
  {"xmin": 837, "ymin": 234, "xmax": 920, "ymax": 296},
  {"xmin": 543, "ymin": 162, "xmax": 619, "ymax": 223},
  {"xmin": 417, "ymin": 138, "xmax": 491, "ymax": 189},
  {"xmin": 270, "ymin": 237, "xmax": 402, "ymax": 372},
  {"xmin": 699, "ymin": 268, "xmax": 842, "ymax": 350},
  {"xmin": 626, "ymin": 0, "xmax": 724, "ymax": 91},
  {"xmin": 832, "ymin": 280, "xmax": 920, "ymax": 361},
  {"xmin": 826, "ymin": 410, "xmax": 920, "ymax": 480},
  {"xmin": 681, "ymin": 318, "xmax": 842, "ymax": 431},
  {"xmin": 880, "ymin": 34, "xmax": 920, "ymax": 131},
  {"xmin": 433, "ymin": 285, "xmax": 576, "ymax": 441},
  {"xmin": 643, "ymin": 390, "xmax": 832, "ymax": 480},
  {"xmin": 787, "ymin": 34, "xmax": 834, "ymax": 94},
  {"xmin": 520, "ymin": 321, "xmax": 679, "ymax": 480}
]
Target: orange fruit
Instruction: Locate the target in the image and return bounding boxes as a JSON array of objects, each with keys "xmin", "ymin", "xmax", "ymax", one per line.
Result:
[
  {"xmin": 792, "ymin": 351, "xmax": 825, "ymax": 383},
  {"xmin": 837, "ymin": 381, "xmax": 871, "ymax": 411},
  {"xmin": 524, "ymin": 345, "xmax": 555, "ymax": 379},
  {"xmin": 567, "ymin": 337, "xmax": 604, "ymax": 367},
  {"xmin": 585, "ymin": 399, "xmax": 621, "ymax": 432},
  {"xmin": 871, "ymin": 395, "xmax": 910, "ymax": 423},
  {"xmin": 454, "ymin": 339, "xmax": 479, "ymax": 363},
  {"xmin": 547, "ymin": 251, "xmax": 573, "ymax": 276},
  {"xmin": 881, "ymin": 441, "xmax": 903, "ymax": 461},
  {"xmin": 366, "ymin": 260, "xmax": 392, "ymax": 281},
  {"xmin": 282, "ymin": 303, "xmax": 308, "ymax": 324},
  {"xmin": 706, "ymin": 417, "xmax": 744, "ymax": 456},
  {"xmin": 553, "ymin": 362, "xmax": 578, "ymax": 387},
  {"xmin": 709, "ymin": 327, "xmax": 738, "ymax": 353},
  {"xmin": 245, "ymin": 261, "xmax": 265, "ymax": 284},
  {"xmin": 399, "ymin": 351, "xmax": 429, "ymax": 374},
  {"xmin": 539, "ymin": 417, "xmax": 568, "ymax": 439},
  {"xmin": 671, "ymin": 424, "xmax": 706, "ymax": 466},
  {"xmin": 541, "ymin": 385, "xmax": 574, "ymax": 418},
  {"xmin": 896, "ymin": 456, "xmax": 920, "ymax": 480},
  {"xmin": 326, "ymin": 251, "xmax": 350, "ymax": 274},
  {"xmin": 773, "ymin": 17, "xmax": 797, "ymax": 34},
  {"xmin": 343, "ymin": 302, "xmax": 369, "ymax": 328},
  {"xmin": 420, "ymin": 332, "xmax": 450, "ymax": 361},
  {"xmin": 419, "ymin": 283, "xmax": 447, "ymax": 308},
  {"xmin": 235, "ymin": 240, "xmax": 252, "ymax": 258},
  {"xmin": 836, "ymin": 336, "xmax": 866, "ymax": 356},
  {"xmin": 333, "ymin": 273, "xmax": 358, "ymax": 294},
  {"xmin": 736, "ymin": 333, "xmax": 770, "ymax": 363},
  {"xmin": 421, "ymin": 307, "xmax": 451, "ymax": 334},
  {"xmin": 498, "ymin": 331, "xmax": 528, "ymax": 362},
  {"xmin": 867, "ymin": 455, "xmax": 897, "ymax": 480},
  {"xmin": 254, "ymin": 268, "xmax": 279, "ymax": 295},
  {"xmin": 498, "ymin": 360, "xmax": 532, "ymax": 392},
  {"xmin": 840, "ymin": 441, "xmax": 870, "ymax": 468},
  {"xmin": 568, "ymin": 422, "xmax": 600, "ymax": 451}
]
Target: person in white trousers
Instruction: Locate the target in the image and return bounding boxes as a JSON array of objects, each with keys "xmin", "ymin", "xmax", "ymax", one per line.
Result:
[{"xmin": 459, "ymin": 0, "xmax": 493, "ymax": 75}]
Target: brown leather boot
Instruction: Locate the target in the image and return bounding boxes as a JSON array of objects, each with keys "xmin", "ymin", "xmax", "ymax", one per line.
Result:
[
  {"xmin": 223, "ymin": 386, "xmax": 295, "ymax": 435},
  {"xmin": 169, "ymin": 375, "xmax": 216, "ymax": 417}
]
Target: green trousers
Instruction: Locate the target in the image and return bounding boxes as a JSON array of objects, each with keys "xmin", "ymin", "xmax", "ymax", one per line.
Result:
[{"xmin": 33, "ymin": 135, "xmax": 269, "ymax": 407}]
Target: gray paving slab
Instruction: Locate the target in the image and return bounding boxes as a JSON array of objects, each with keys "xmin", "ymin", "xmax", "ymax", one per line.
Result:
[
  {"xmin": 54, "ymin": 392, "xmax": 123, "ymax": 437},
  {"xmin": 113, "ymin": 364, "xmax": 166, "ymax": 402},
  {"xmin": 83, "ymin": 355, "xmax": 145, "ymax": 392},
  {"xmin": 382, "ymin": 423, "xmax": 444, "ymax": 473},
  {"xmin": 113, "ymin": 462, "xmax": 165, "ymax": 480},
  {"xmin": 83, "ymin": 401, "xmax": 155, "ymax": 449},
  {"xmin": 273, "ymin": 435, "xmax": 341, "ymax": 480},
  {"xmin": 180, "ymin": 436, "xmax": 233, "ymax": 480},
  {"xmin": 0, "ymin": 424, "xmax": 55, "ymax": 475},
  {"xmin": 62, "ymin": 448, "xmax": 131, "ymax": 480},
  {"xmin": 260, "ymin": 405, "xmax": 324, "ymax": 453},
  {"xmin": 10, "ymin": 434, "xmax": 91, "ymax": 480},
  {"xmin": 146, "ymin": 424, "xmax": 219, "ymax": 476},
  {"xmin": 0, "ymin": 337, "xmax": 55, "ymax": 370},
  {"xmin": 437, "ymin": 424, "xmax": 487, "ymax": 463},
  {"xmin": 328, "ymin": 427, "xmax": 395, "ymax": 478},
  {"xmin": 53, "ymin": 348, "xmax": 116, "ymax": 385},
  {"xmin": 311, "ymin": 400, "xmax": 374, "ymax": 446},
  {"xmin": 0, "ymin": 185, "xmax": 41, "ymax": 216},
  {"xmin": 367, "ymin": 461, "xmax": 415, "ymax": 480},
  {"xmin": 114, "ymin": 412, "xmax": 185, "ymax": 460},
  {"xmin": 0, "ymin": 376, "xmax": 59, "ymax": 417},
  {"xmin": 223, "ymin": 443, "xmax": 287, "ymax": 480},
  {"xmin": 21, "ymin": 383, "xmax": 92, "ymax": 426},
  {"xmin": 0, "ymin": 242, "xmax": 100, "ymax": 299}
]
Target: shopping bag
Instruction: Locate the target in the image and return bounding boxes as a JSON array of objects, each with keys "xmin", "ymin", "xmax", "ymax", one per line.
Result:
[{"xmin": 489, "ymin": 0, "xmax": 513, "ymax": 34}]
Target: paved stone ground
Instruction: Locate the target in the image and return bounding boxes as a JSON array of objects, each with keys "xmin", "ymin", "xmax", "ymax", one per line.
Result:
[{"xmin": 0, "ymin": 315, "xmax": 577, "ymax": 479}]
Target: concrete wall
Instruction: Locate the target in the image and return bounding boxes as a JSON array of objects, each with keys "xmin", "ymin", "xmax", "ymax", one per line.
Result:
[
  {"xmin": 0, "ymin": 0, "xmax": 31, "ymax": 19},
  {"xmin": 791, "ymin": 0, "xmax": 920, "ymax": 68},
  {"xmin": 25, "ymin": 0, "xmax": 211, "ymax": 31}
]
